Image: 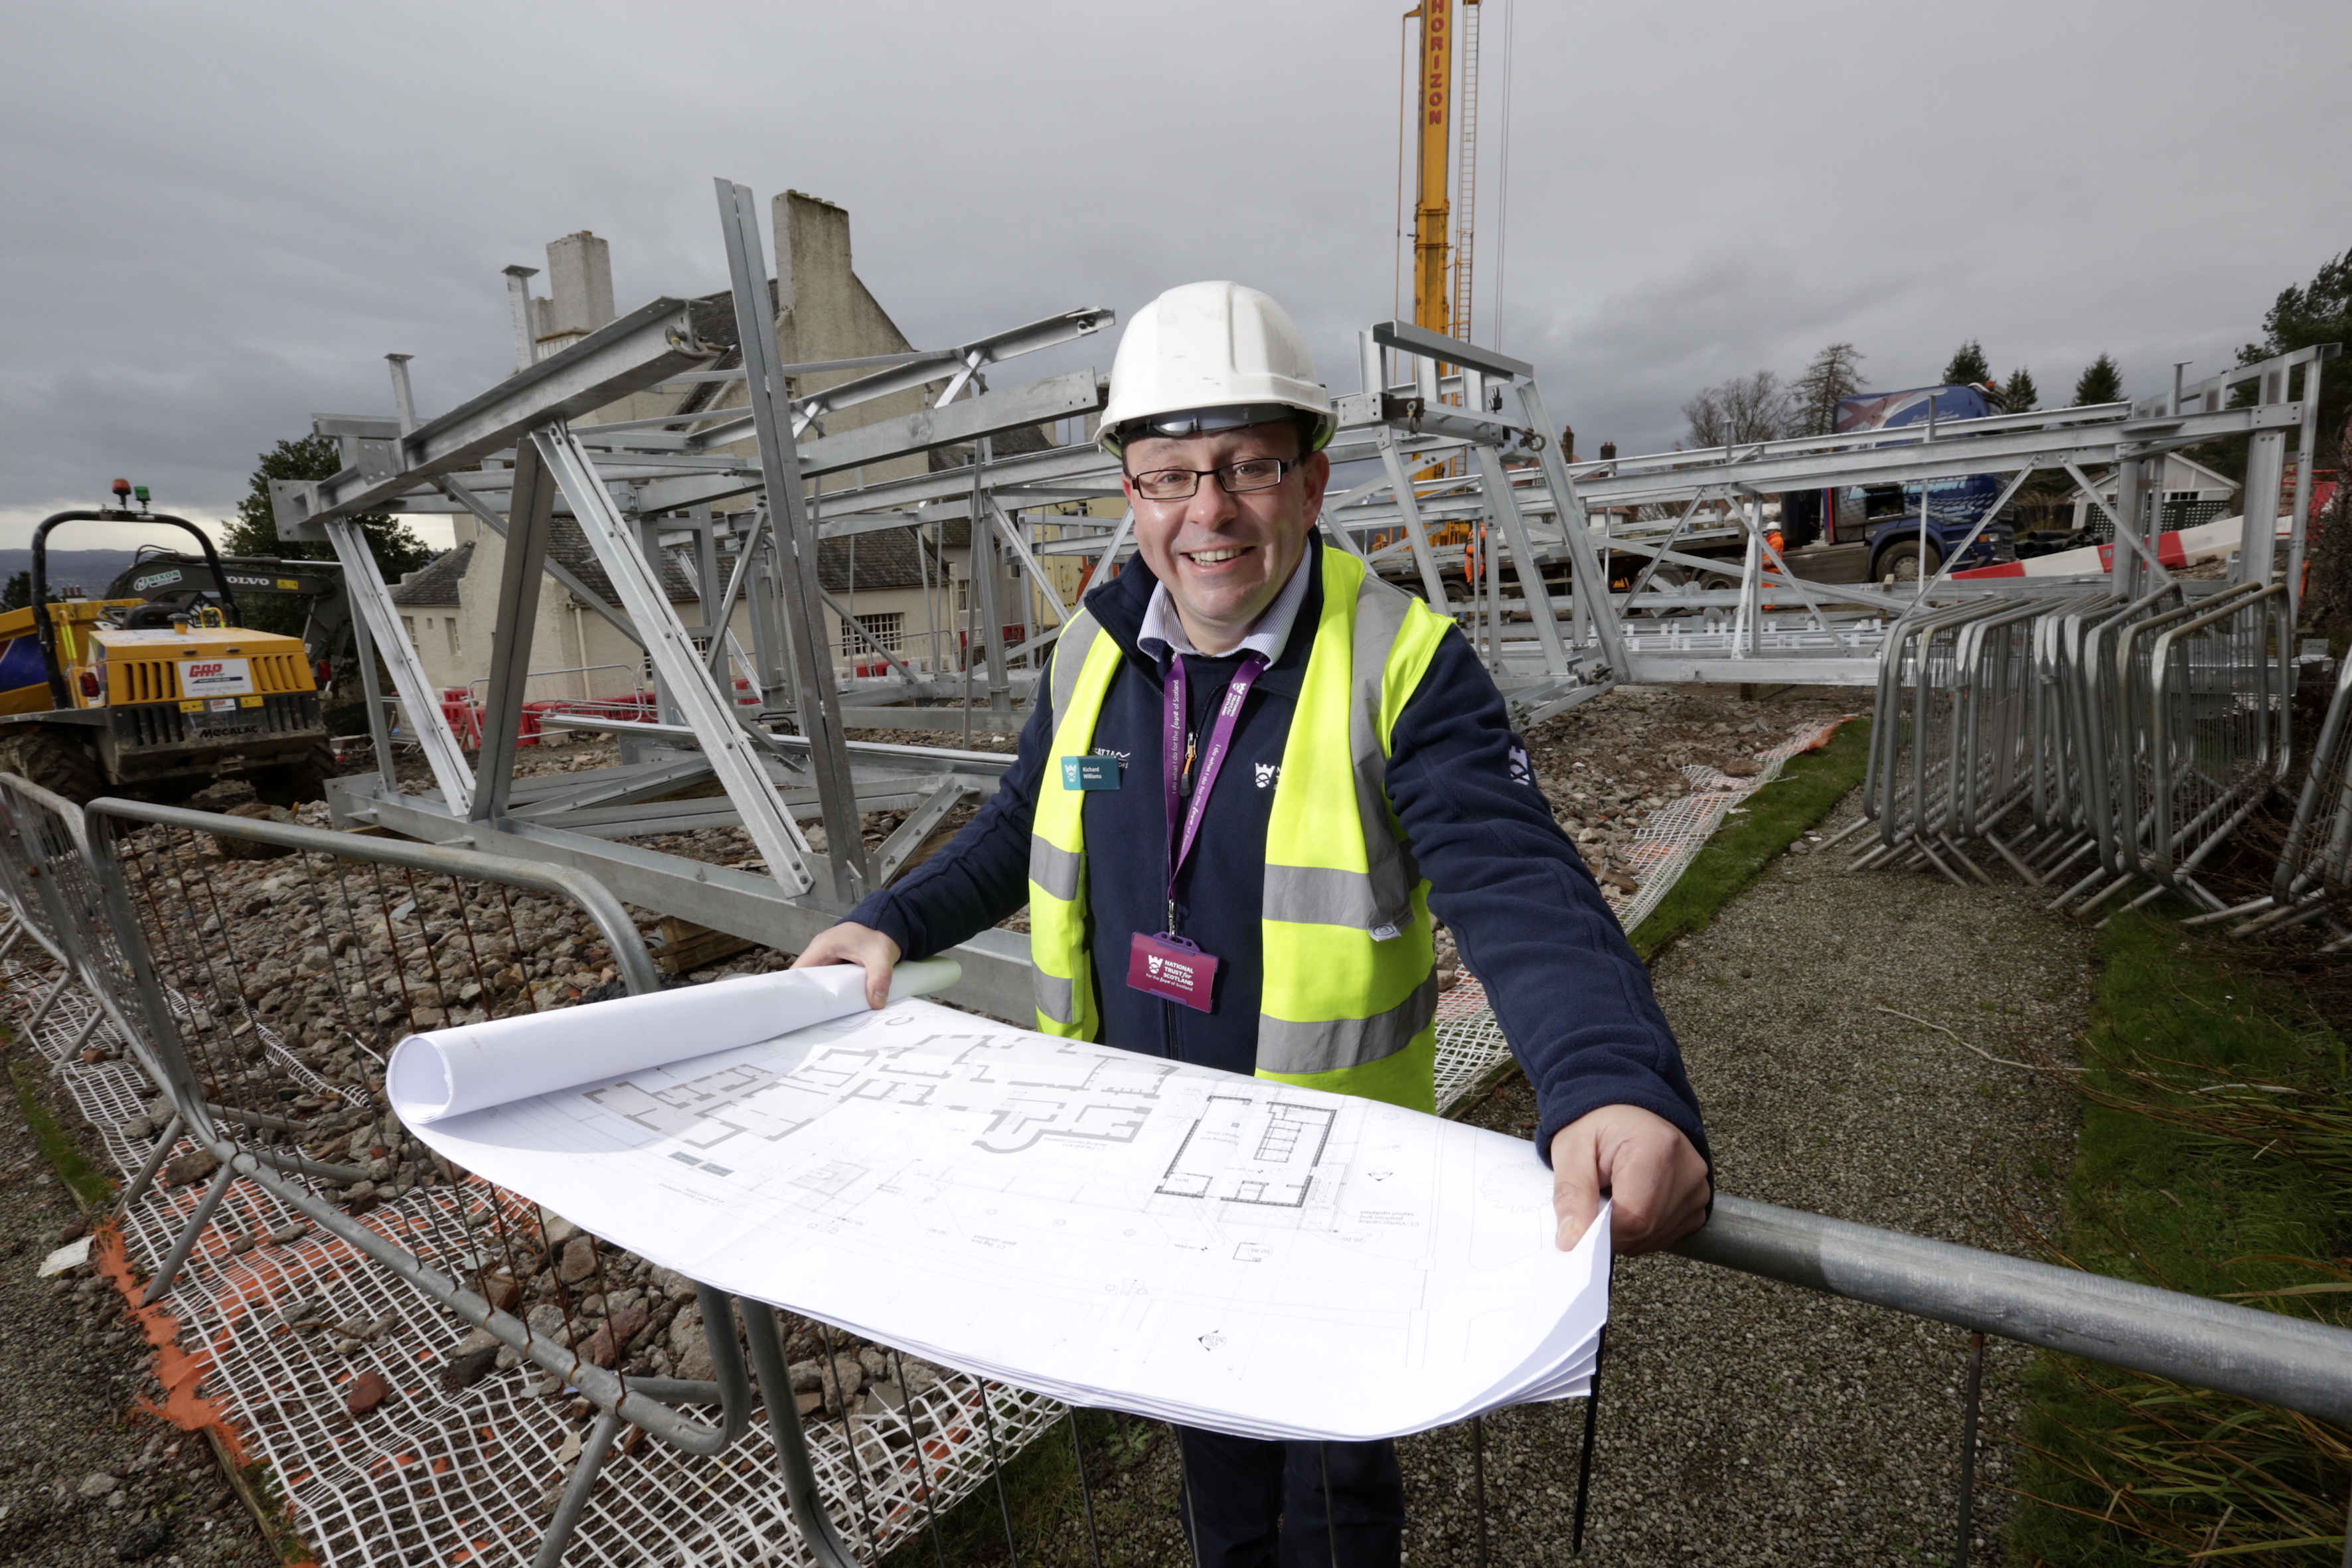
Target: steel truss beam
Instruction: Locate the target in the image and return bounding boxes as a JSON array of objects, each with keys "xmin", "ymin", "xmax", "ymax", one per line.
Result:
[
  {"xmin": 682, "ymin": 307, "xmax": 1113, "ymax": 450},
  {"xmin": 272, "ymin": 298, "xmax": 720, "ymax": 536},
  {"xmin": 322, "ymin": 516, "xmax": 475, "ymax": 810},
  {"xmin": 1567, "ymin": 402, "xmax": 2305, "ymax": 509},
  {"xmin": 536, "ymin": 424, "xmax": 823, "ymax": 896},
  {"xmin": 295, "ymin": 187, "xmax": 2340, "ymax": 1045},
  {"xmin": 716, "ymin": 177, "xmax": 867, "ymax": 905}
]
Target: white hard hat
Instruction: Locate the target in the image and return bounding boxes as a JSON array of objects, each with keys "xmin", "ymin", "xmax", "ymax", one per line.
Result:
[{"xmin": 1098, "ymin": 281, "xmax": 1336, "ymax": 457}]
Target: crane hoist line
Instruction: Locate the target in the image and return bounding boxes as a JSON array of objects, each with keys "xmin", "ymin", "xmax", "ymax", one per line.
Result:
[{"xmin": 1404, "ymin": 0, "xmax": 1482, "ymax": 352}]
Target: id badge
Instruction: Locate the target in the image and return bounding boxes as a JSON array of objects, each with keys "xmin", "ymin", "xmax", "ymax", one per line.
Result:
[
  {"xmin": 1061, "ymin": 755, "xmax": 1121, "ymax": 791},
  {"xmin": 1128, "ymin": 931, "xmax": 1219, "ymax": 1012}
]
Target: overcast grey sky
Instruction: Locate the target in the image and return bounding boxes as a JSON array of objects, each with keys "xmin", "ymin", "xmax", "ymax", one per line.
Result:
[{"xmin": 2, "ymin": 0, "xmax": 2345, "ymax": 551}]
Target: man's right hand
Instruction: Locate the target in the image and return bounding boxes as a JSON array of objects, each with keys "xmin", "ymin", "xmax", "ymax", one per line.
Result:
[{"xmin": 791, "ymin": 922, "xmax": 902, "ymax": 1010}]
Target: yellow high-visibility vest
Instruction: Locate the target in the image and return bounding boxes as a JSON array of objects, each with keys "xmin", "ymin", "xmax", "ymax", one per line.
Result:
[{"xmin": 1027, "ymin": 547, "xmax": 1453, "ymax": 1111}]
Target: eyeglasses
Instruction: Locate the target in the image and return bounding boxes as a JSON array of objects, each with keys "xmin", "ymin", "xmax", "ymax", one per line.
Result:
[{"xmin": 1126, "ymin": 457, "xmax": 1300, "ymax": 502}]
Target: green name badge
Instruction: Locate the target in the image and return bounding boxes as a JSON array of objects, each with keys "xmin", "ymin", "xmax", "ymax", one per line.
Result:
[{"xmin": 1061, "ymin": 755, "xmax": 1121, "ymax": 791}]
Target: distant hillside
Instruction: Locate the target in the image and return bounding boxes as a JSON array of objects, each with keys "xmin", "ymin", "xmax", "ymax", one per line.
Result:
[{"xmin": 0, "ymin": 548, "xmax": 143, "ymax": 596}]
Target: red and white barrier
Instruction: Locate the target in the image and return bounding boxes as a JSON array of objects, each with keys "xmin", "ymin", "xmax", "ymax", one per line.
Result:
[{"xmin": 1953, "ymin": 514, "xmax": 2292, "ymax": 580}]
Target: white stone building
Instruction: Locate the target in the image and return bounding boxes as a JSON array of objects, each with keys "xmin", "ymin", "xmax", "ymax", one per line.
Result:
[{"xmin": 388, "ymin": 193, "xmax": 1060, "ymax": 710}]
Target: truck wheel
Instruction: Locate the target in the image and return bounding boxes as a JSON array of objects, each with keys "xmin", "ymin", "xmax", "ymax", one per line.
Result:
[
  {"xmin": 0, "ymin": 730, "xmax": 106, "ymax": 807},
  {"xmin": 249, "ymin": 739, "xmax": 338, "ymax": 807},
  {"xmin": 1632, "ymin": 564, "xmax": 1702, "ymax": 617},
  {"xmin": 1875, "ymin": 538, "xmax": 1943, "ymax": 584},
  {"xmin": 136, "ymin": 777, "xmax": 207, "ymax": 806}
]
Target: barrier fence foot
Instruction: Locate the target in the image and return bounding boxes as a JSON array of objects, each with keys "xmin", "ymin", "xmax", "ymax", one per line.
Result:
[
  {"xmin": 2181, "ymin": 895, "xmax": 2271, "ymax": 927},
  {"xmin": 1914, "ymin": 838, "xmax": 1973, "ymax": 890},
  {"xmin": 2077, "ymin": 873, "xmax": 2141, "ymax": 918},
  {"xmin": 1815, "ymin": 814, "xmax": 1875, "ymax": 852},
  {"xmin": 1982, "ymin": 831, "xmax": 2044, "ymax": 887},
  {"xmin": 530, "ymin": 1405, "xmax": 625, "ymax": 1568},
  {"xmin": 62, "ymin": 1003, "xmax": 104, "ymax": 1058},
  {"xmin": 1937, "ymin": 834, "xmax": 1998, "ymax": 887},
  {"xmin": 23, "ymin": 967, "xmax": 75, "ymax": 1034},
  {"xmin": 2095, "ymin": 882, "xmax": 2173, "ymax": 930},
  {"xmin": 116, "ymin": 1113, "xmax": 183, "ymax": 1215},
  {"xmin": 141, "ymin": 1157, "xmax": 236, "ymax": 1306},
  {"xmin": 2048, "ymin": 864, "xmax": 2108, "ymax": 913}
]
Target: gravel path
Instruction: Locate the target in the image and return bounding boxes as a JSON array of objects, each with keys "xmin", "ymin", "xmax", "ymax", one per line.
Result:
[
  {"xmin": 0, "ymin": 1060, "xmax": 275, "ymax": 1566},
  {"xmin": 1409, "ymin": 785, "xmax": 2090, "ymax": 1567}
]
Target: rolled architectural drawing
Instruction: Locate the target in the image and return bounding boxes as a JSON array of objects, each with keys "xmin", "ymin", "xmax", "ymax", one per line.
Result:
[{"xmin": 387, "ymin": 958, "xmax": 961, "ymax": 1123}]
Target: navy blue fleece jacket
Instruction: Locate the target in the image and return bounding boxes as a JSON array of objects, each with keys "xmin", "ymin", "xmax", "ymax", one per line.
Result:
[{"xmin": 843, "ymin": 544, "xmax": 1709, "ymax": 1168}]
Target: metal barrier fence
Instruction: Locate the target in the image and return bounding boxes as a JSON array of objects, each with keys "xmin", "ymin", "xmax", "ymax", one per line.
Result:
[
  {"xmin": 0, "ymin": 779, "xmax": 1062, "ymax": 1568},
  {"xmin": 1849, "ymin": 583, "xmax": 2294, "ymax": 923},
  {"xmin": 5, "ymin": 783, "xmax": 2352, "ymax": 1565},
  {"xmin": 2262, "ymin": 653, "xmax": 2352, "ymax": 946}
]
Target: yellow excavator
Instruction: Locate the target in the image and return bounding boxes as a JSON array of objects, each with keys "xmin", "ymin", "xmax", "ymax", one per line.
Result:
[{"xmin": 0, "ymin": 483, "xmax": 333, "ymax": 805}]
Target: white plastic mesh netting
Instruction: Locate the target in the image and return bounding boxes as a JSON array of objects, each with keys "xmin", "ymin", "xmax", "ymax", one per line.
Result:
[
  {"xmin": 1433, "ymin": 715, "xmax": 1851, "ymax": 1112},
  {"xmin": 7, "ymin": 951, "xmax": 1067, "ymax": 1567}
]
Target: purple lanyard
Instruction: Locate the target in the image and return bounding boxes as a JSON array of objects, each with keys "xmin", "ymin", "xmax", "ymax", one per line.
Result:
[{"xmin": 1161, "ymin": 651, "xmax": 1267, "ymax": 933}]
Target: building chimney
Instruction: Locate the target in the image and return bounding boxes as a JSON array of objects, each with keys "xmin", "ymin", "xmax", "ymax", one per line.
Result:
[
  {"xmin": 1561, "ymin": 424, "xmax": 1576, "ymax": 464},
  {"xmin": 532, "ymin": 231, "xmax": 615, "ymax": 359},
  {"xmin": 1599, "ymin": 441, "xmax": 1617, "ymax": 461}
]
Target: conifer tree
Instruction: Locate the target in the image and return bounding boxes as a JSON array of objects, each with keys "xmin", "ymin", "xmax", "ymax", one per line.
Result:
[
  {"xmin": 2073, "ymin": 354, "xmax": 2124, "ymax": 407},
  {"xmin": 1941, "ymin": 341, "xmax": 1992, "ymax": 387},
  {"xmin": 218, "ymin": 434, "xmax": 433, "ymax": 639}
]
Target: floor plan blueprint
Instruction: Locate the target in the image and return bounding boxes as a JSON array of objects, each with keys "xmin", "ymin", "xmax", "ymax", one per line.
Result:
[{"xmin": 396, "ymin": 996, "xmax": 1608, "ymax": 1441}]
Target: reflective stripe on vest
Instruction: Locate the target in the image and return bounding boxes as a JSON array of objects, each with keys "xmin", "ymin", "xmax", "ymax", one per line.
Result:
[
  {"xmin": 1028, "ymin": 611, "xmax": 1120, "ymax": 1036},
  {"xmin": 1027, "ymin": 548, "xmax": 1454, "ymax": 1111}
]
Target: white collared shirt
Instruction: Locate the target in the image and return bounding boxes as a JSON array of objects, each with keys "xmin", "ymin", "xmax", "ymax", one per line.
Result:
[{"xmin": 1136, "ymin": 549, "xmax": 1314, "ymax": 668}]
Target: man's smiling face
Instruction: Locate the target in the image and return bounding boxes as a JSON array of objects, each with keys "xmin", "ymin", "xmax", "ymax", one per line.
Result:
[{"xmin": 1121, "ymin": 422, "xmax": 1330, "ymax": 655}]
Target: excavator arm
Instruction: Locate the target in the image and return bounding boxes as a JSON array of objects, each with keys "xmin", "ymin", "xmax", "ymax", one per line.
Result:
[{"xmin": 102, "ymin": 552, "xmax": 351, "ymax": 672}]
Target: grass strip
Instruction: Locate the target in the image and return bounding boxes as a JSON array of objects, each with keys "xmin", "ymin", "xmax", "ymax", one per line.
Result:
[
  {"xmin": 1626, "ymin": 716, "xmax": 1871, "ymax": 962},
  {"xmin": 884, "ymin": 1409, "xmax": 1166, "ymax": 1567},
  {"xmin": 2006, "ymin": 909, "xmax": 2351, "ymax": 1565},
  {"xmin": 8, "ymin": 1048, "xmax": 116, "ymax": 1210}
]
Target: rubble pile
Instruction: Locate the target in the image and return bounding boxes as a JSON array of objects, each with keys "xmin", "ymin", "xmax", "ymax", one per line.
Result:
[
  {"xmin": 108, "ymin": 781, "xmax": 939, "ymax": 1432},
  {"xmin": 1519, "ymin": 684, "xmax": 1854, "ymax": 893}
]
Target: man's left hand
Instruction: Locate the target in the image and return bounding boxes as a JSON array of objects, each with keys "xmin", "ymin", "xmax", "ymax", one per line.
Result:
[{"xmin": 1549, "ymin": 1105, "xmax": 1710, "ymax": 1256}]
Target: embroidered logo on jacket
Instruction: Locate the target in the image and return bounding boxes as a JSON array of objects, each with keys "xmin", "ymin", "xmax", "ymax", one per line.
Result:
[{"xmin": 1254, "ymin": 762, "xmax": 1279, "ymax": 789}]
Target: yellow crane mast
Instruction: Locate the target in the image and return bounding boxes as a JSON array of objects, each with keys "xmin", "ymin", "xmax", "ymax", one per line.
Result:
[{"xmin": 1408, "ymin": 0, "xmax": 1480, "ymax": 350}]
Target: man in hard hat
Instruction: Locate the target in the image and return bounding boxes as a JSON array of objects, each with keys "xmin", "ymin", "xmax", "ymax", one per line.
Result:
[{"xmin": 797, "ymin": 281, "xmax": 1709, "ymax": 1565}]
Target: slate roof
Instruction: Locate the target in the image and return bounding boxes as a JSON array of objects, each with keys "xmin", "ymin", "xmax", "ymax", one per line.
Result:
[
  {"xmin": 548, "ymin": 516, "xmax": 697, "ymax": 601},
  {"xmin": 819, "ymin": 528, "xmax": 927, "ymax": 593},
  {"xmin": 388, "ymin": 542, "xmax": 471, "ymax": 606}
]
